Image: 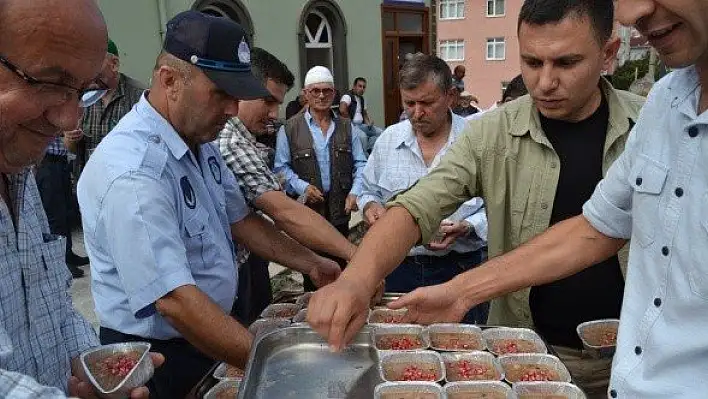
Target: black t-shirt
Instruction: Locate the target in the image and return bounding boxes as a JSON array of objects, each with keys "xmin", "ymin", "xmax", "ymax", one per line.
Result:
[{"xmin": 529, "ymin": 93, "xmax": 625, "ymax": 349}]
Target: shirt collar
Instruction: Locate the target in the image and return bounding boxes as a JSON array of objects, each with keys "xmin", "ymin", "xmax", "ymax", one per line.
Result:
[
  {"xmin": 510, "ymin": 77, "xmax": 638, "ymax": 146},
  {"xmin": 226, "ymin": 117, "xmax": 257, "ymax": 145},
  {"xmin": 666, "ymin": 66, "xmax": 703, "ymax": 120},
  {"xmin": 135, "ymin": 92, "xmax": 189, "ymax": 160},
  {"xmin": 394, "ymin": 110, "xmax": 465, "ymax": 149}
]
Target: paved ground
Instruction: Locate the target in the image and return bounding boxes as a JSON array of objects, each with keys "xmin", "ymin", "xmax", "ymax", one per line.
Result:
[{"xmin": 69, "ymin": 212, "xmax": 363, "ymax": 328}]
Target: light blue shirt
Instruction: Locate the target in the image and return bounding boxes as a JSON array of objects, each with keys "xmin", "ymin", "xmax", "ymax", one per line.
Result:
[
  {"xmin": 359, "ymin": 112, "xmax": 487, "ymax": 256},
  {"xmin": 274, "ymin": 110, "xmax": 367, "ymax": 196},
  {"xmin": 583, "ymin": 66, "xmax": 708, "ymax": 398},
  {"xmin": 78, "ymin": 94, "xmax": 249, "ymax": 340}
]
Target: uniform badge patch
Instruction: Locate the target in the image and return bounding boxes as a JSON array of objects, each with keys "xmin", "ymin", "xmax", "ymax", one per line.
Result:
[
  {"xmin": 237, "ymin": 38, "xmax": 250, "ymax": 64},
  {"xmin": 180, "ymin": 176, "xmax": 196, "ymax": 209},
  {"xmin": 208, "ymin": 156, "xmax": 222, "ymax": 185}
]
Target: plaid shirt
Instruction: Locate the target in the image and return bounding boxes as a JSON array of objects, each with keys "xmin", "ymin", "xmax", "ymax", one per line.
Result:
[
  {"xmin": 45, "ymin": 137, "xmax": 68, "ymax": 157},
  {"xmin": 81, "ymin": 73, "xmax": 144, "ymax": 157},
  {"xmin": 216, "ymin": 117, "xmax": 281, "ymax": 265},
  {"xmin": 0, "ymin": 169, "xmax": 99, "ymax": 397}
]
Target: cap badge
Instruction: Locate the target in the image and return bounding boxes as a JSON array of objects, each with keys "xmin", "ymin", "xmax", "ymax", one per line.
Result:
[
  {"xmin": 190, "ymin": 55, "xmax": 199, "ymax": 65},
  {"xmin": 237, "ymin": 38, "xmax": 250, "ymax": 64}
]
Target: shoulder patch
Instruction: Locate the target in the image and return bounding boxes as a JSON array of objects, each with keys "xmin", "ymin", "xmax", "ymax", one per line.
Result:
[{"xmin": 139, "ymin": 137, "xmax": 169, "ymax": 179}]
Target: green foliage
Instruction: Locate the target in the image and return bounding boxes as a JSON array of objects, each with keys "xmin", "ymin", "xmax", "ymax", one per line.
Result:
[{"xmin": 612, "ymin": 53, "xmax": 668, "ymax": 91}]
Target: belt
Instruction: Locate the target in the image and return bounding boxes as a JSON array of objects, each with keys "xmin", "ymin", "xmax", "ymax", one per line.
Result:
[{"xmin": 43, "ymin": 153, "xmax": 68, "ymax": 163}]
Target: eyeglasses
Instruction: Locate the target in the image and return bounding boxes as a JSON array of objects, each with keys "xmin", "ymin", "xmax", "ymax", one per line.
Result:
[
  {"xmin": 0, "ymin": 54, "xmax": 108, "ymax": 108},
  {"xmin": 308, "ymin": 87, "xmax": 335, "ymax": 97}
]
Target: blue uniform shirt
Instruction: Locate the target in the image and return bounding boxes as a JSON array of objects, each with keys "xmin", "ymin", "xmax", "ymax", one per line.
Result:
[{"xmin": 78, "ymin": 94, "xmax": 249, "ymax": 340}]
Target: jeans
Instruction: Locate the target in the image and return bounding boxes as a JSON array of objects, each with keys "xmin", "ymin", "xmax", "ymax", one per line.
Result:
[
  {"xmin": 353, "ymin": 122, "xmax": 383, "ymax": 153},
  {"xmin": 35, "ymin": 155, "xmax": 75, "ymax": 258},
  {"xmin": 231, "ymin": 252, "xmax": 272, "ymax": 326},
  {"xmin": 385, "ymin": 249, "xmax": 489, "ymax": 324}
]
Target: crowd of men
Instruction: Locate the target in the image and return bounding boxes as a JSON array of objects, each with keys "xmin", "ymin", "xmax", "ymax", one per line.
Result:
[{"xmin": 1, "ymin": 0, "xmax": 707, "ymax": 398}]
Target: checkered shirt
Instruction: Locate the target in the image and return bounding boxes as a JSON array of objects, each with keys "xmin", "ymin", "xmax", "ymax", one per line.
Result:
[
  {"xmin": 45, "ymin": 137, "xmax": 68, "ymax": 157},
  {"xmin": 81, "ymin": 73, "xmax": 144, "ymax": 157},
  {"xmin": 0, "ymin": 169, "xmax": 99, "ymax": 397},
  {"xmin": 216, "ymin": 117, "xmax": 281, "ymax": 266}
]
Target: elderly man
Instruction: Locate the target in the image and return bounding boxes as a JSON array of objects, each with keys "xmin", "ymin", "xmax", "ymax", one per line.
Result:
[
  {"xmin": 0, "ymin": 0, "xmax": 161, "ymax": 397},
  {"xmin": 78, "ymin": 12, "xmax": 340, "ymax": 398},
  {"xmin": 76, "ymin": 38, "xmax": 144, "ymax": 165},
  {"xmin": 358, "ymin": 54, "xmax": 488, "ymax": 323},
  {"xmin": 308, "ymin": 0, "xmax": 645, "ymax": 396},
  {"xmin": 217, "ymin": 48, "xmax": 356, "ymax": 324},
  {"xmin": 275, "ymin": 66, "xmax": 367, "ymax": 291}
]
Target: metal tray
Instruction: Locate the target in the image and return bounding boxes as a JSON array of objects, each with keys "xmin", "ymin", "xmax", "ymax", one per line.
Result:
[{"xmin": 237, "ymin": 326, "xmax": 382, "ymax": 398}]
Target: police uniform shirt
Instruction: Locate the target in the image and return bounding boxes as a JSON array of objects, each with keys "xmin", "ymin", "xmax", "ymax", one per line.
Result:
[{"xmin": 78, "ymin": 93, "xmax": 249, "ymax": 340}]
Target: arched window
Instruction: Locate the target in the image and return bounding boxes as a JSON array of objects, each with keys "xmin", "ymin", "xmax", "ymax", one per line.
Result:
[
  {"xmin": 304, "ymin": 10, "xmax": 333, "ymax": 70},
  {"xmin": 192, "ymin": 0, "xmax": 254, "ymax": 42},
  {"xmin": 298, "ymin": 0, "xmax": 348, "ymax": 91}
]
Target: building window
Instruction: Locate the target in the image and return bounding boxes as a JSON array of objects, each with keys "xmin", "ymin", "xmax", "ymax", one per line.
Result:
[
  {"xmin": 440, "ymin": 0, "xmax": 465, "ymax": 19},
  {"xmin": 486, "ymin": 0, "xmax": 505, "ymax": 17},
  {"xmin": 439, "ymin": 40, "xmax": 465, "ymax": 61},
  {"xmin": 298, "ymin": 0, "xmax": 348, "ymax": 92},
  {"xmin": 486, "ymin": 37, "xmax": 505, "ymax": 60},
  {"xmin": 304, "ymin": 10, "xmax": 334, "ymax": 70}
]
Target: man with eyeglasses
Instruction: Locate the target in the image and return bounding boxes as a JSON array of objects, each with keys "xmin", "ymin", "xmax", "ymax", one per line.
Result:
[
  {"xmin": 75, "ymin": 39, "xmax": 144, "ymax": 168},
  {"xmin": 0, "ymin": 0, "xmax": 161, "ymax": 397},
  {"xmin": 275, "ymin": 66, "xmax": 368, "ymax": 291}
]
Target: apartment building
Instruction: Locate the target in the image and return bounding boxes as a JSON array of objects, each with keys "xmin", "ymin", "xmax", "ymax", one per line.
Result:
[{"xmin": 437, "ymin": 0, "xmax": 522, "ymax": 107}]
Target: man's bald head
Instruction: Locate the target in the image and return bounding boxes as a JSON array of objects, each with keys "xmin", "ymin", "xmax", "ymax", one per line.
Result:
[{"xmin": 0, "ymin": 0, "xmax": 108, "ymax": 173}]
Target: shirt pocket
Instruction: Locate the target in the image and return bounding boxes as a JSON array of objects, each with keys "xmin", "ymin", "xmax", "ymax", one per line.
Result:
[
  {"xmin": 183, "ymin": 207, "xmax": 216, "ymax": 270},
  {"xmin": 689, "ymin": 191, "xmax": 708, "ymax": 299},
  {"xmin": 628, "ymin": 154, "xmax": 668, "ymax": 248},
  {"xmin": 32, "ymin": 236, "xmax": 71, "ymax": 372}
]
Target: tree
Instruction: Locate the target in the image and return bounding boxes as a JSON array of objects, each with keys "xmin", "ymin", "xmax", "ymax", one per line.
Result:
[{"xmin": 611, "ymin": 53, "xmax": 665, "ymax": 91}]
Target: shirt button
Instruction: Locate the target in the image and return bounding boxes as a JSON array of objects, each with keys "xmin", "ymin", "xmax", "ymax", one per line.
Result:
[
  {"xmin": 654, "ymin": 297, "xmax": 662, "ymax": 307},
  {"xmin": 148, "ymin": 135, "xmax": 161, "ymax": 144},
  {"xmin": 688, "ymin": 126, "xmax": 699, "ymax": 138},
  {"xmin": 550, "ymin": 162, "xmax": 558, "ymax": 169},
  {"xmin": 540, "ymin": 203, "xmax": 548, "ymax": 210},
  {"xmin": 662, "ymin": 246, "xmax": 670, "ymax": 256},
  {"xmin": 635, "ymin": 177, "xmax": 643, "ymax": 186},
  {"xmin": 675, "ymin": 187, "xmax": 684, "ymax": 197},
  {"xmin": 610, "ymin": 389, "xmax": 618, "ymax": 398},
  {"xmin": 635, "ymin": 346, "xmax": 642, "ymax": 355}
]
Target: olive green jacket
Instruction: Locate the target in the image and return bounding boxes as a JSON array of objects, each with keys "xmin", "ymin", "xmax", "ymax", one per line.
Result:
[{"xmin": 390, "ymin": 78, "xmax": 645, "ymax": 328}]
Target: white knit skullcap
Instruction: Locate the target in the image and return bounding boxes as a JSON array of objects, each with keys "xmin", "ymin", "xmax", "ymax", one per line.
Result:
[{"xmin": 304, "ymin": 66, "xmax": 334, "ymax": 87}]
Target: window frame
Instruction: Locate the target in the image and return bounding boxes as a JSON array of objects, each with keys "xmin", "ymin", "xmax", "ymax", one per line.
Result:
[
  {"xmin": 439, "ymin": 39, "xmax": 465, "ymax": 62},
  {"xmin": 485, "ymin": 37, "xmax": 506, "ymax": 61},
  {"xmin": 485, "ymin": 0, "xmax": 506, "ymax": 17},
  {"xmin": 440, "ymin": 0, "xmax": 465, "ymax": 20}
]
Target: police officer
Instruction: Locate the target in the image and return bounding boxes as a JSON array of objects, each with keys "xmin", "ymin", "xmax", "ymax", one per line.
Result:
[{"xmin": 78, "ymin": 12, "xmax": 340, "ymax": 398}]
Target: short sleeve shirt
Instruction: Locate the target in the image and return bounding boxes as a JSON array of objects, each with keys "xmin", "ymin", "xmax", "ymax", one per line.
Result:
[{"xmin": 78, "ymin": 93, "xmax": 249, "ymax": 340}]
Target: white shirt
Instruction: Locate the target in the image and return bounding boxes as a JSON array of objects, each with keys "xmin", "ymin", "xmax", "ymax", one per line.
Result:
[
  {"xmin": 583, "ymin": 66, "xmax": 708, "ymax": 398},
  {"xmin": 340, "ymin": 94, "xmax": 365, "ymax": 124},
  {"xmin": 358, "ymin": 113, "xmax": 487, "ymax": 257}
]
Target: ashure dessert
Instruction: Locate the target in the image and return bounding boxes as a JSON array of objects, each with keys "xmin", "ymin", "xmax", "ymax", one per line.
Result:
[
  {"xmin": 380, "ymin": 393, "xmax": 439, "ymax": 399},
  {"xmin": 214, "ymin": 385, "xmax": 239, "ymax": 399},
  {"xmin": 445, "ymin": 360, "xmax": 499, "ymax": 381},
  {"xmin": 370, "ymin": 310, "xmax": 407, "ymax": 324},
  {"xmin": 489, "ymin": 339, "xmax": 539, "ymax": 355},
  {"xmin": 581, "ymin": 324, "xmax": 618, "ymax": 347},
  {"xmin": 430, "ymin": 332, "xmax": 482, "ymax": 351},
  {"xmin": 448, "ymin": 392, "xmax": 507, "ymax": 399},
  {"xmin": 87, "ymin": 351, "xmax": 141, "ymax": 391},
  {"xmin": 384, "ymin": 363, "xmax": 441, "ymax": 382},
  {"xmin": 505, "ymin": 364, "xmax": 560, "ymax": 383},
  {"xmin": 377, "ymin": 334, "xmax": 425, "ymax": 350},
  {"xmin": 224, "ymin": 365, "xmax": 244, "ymax": 379}
]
